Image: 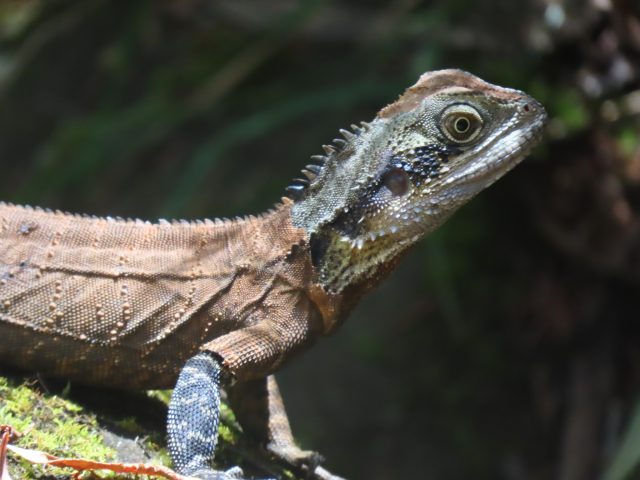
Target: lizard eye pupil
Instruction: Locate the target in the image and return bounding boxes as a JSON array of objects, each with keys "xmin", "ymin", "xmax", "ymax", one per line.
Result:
[
  {"xmin": 440, "ymin": 104, "xmax": 483, "ymax": 143},
  {"xmin": 454, "ymin": 117, "xmax": 470, "ymax": 133},
  {"xmin": 383, "ymin": 167, "xmax": 409, "ymax": 196}
]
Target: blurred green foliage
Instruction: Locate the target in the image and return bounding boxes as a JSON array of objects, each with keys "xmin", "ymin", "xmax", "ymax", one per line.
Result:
[
  {"xmin": 1, "ymin": 1, "xmax": 640, "ymax": 479},
  {"xmin": 604, "ymin": 397, "xmax": 640, "ymax": 480}
]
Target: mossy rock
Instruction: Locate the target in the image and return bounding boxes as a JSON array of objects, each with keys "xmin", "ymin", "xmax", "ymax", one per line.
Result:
[{"xmin": 0, "ymin": 373, "xmax": 295, "ymax": 479}]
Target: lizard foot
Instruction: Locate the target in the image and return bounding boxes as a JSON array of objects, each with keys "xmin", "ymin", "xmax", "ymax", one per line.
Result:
[
  {"xmin": 267, "ymin": 443, "xmax": 323, "ymax": 470},
  {"xmin": 186, "ymin": 466, "xmax": 248, "ymax": 480},
  {"xmin": 266, "ymin": 444, "xmax": 345, "ymax": 480}
]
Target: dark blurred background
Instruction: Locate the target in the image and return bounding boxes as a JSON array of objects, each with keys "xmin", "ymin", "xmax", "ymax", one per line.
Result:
[{"xmin": 1, "ymin": 1, "xmax": 640, "ymax": 479}]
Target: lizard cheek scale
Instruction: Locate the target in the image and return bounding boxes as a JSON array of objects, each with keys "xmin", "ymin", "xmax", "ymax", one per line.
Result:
[{"xmin": 0, "ymin": 69, "xmax": 545, "ymax": 480}]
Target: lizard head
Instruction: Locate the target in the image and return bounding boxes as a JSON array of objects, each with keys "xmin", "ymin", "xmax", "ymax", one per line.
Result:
[{"xmin": 289, "ymin": 69, "xmax": 547, "ymax": 293}]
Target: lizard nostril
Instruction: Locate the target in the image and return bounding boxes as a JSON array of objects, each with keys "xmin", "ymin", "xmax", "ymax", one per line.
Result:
[{"xmin": 523, "ymin": 103, "xmax": 532, "ymax": 113}]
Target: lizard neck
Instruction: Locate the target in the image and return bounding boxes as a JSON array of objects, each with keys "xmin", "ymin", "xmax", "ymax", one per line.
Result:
[
  {"xmin": 268, "ymin": 206, "xmax": 400, "ymax": 334},
  {"xmin": 252, "ymin": 201, "xmax": 367, "ymax": 335}
]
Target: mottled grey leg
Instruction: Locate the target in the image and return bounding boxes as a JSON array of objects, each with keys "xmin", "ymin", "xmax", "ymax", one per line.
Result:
[
  {"xmin": 229, "ymin": 376, "xmax": 345, "ymax": 480},
  {"xmin": 167, "ymin": 352, "xmax": 244, "ymax": 480}
]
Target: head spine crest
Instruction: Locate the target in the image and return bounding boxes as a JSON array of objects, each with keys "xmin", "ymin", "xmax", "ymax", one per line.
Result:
[{"xmin": 285, "ymin": 122, "xmax": 369, "ymax": 201}]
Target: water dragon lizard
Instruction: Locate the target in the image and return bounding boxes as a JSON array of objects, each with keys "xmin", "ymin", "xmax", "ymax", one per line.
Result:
[{"xmin": 0, "ymin": 70, "xmax": 546, "ymax": 480}]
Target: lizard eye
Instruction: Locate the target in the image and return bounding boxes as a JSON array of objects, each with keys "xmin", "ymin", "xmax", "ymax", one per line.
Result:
[
  {"xmin": 382, "ymin": 167, "xmax": 409, "ymax": 196},
  {"xmin": 440, "ymin": 104, "xmax": 483, "ymax": 143}
]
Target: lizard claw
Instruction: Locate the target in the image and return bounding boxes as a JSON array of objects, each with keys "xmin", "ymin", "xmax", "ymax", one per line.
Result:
[
  {"xmin": 186, "ymin": 466, "xmax": 248, "ymax": 479},
  {"xmin": 186, "ymin": 466, "xmax": 277, "ymax": 480},
  {"xmin": 311, "ymin": 465, "xmax": 347, "ymax": 480},
  {"xmin": 222, "ymin": 466, "xmax": 245, "ymax": 478}
]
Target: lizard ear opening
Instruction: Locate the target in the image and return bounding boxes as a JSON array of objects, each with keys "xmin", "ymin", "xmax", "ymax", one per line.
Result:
[{"xmin": 382, "ymin": 167, "xmax": 410, "ymax": 196}]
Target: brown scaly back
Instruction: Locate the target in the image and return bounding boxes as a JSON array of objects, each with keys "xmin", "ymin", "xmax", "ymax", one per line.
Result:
[{"xmin": 0, "ymin": 199, "xmax": 311, "ymax": 388}]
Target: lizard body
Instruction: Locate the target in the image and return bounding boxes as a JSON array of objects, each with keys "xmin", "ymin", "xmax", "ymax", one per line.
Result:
[
  {"xmin": 0, "ymin": 70, "xmax": 546, "ymax": 479},
  {"xmin": 0, "ymin": 200, "xmax": 328, "ymax": 389}
]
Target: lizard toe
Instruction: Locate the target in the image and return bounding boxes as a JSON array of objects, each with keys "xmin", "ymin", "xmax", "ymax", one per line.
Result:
[
  {"xmin": 267, "ymin": 443, "xmax": 324, "ymax": 469},
  {"xmin": 266, "ymin": 443, "xmax": 342, "ymax": 479}
]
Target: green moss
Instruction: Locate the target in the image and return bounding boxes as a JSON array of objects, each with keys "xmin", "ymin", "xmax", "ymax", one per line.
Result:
[
  {"xmin": 0, "ymin": 376, "xmax": 116, "ymax": 479},
  {"xmin": 1, "ymin": 377, "xmax": 301, "ymax": 479},
  {"xmin": 146, "ymin": 389, "xmax": 172, "ymax": 405},
  {"xmin": 113, "ymin": 416, "xmax": 146, "ymax": 436}
]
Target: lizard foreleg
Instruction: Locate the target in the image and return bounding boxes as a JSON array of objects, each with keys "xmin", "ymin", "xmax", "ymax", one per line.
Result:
[
  {"xmin": 229, "ymin": 376, "xmax": 344, "ymax": 480},
  {"xmin": 167, "ymin": 352, "xmax": 244, "ymax": 480}
]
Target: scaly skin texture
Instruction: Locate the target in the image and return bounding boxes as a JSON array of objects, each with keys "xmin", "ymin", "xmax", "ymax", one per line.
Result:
[
  {"xmin": 0, "ymin": 199, "xmax": 323, "ymax": 388},
  {"xmin": 0, "ymin": 70, "xmax": 546, "ymax": 479}
]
